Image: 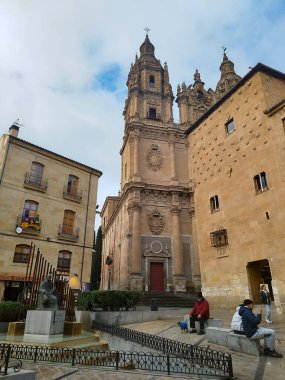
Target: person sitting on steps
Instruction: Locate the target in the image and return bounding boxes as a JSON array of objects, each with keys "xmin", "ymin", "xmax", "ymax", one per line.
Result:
[
  {"xmin": 189, "ymin": 292, "xmax": 209, "ymax": 335},
  {"xmin": 239, "ymin": 299, "xmax": 282, "ymax": 358},
  {"xmin": 231, "ymin": 304, "xmax": 245, "ymax": 335}
]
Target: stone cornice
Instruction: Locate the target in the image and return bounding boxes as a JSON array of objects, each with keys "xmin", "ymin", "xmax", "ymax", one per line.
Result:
[
  {"xmin": 9, "ymin": 136, "xmax": 102, "ymax": 176},
  {"xmin": 102, "ymin": 182, "xmax": 193, "ymax": 235}
]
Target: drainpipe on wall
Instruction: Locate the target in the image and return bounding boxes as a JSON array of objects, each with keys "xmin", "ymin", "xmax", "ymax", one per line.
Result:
[{"xmin": 80, "ymin": 172, "xmax": 92, "ymax": 283}]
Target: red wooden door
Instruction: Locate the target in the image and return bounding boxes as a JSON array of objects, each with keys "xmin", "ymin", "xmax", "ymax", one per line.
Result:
[{"xmin": 150, "ymin": 262, "xmax": 164, "ymax": 292}]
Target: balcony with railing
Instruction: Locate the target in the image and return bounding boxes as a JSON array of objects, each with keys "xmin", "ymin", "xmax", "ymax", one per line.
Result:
[
  {"xmin": 17, "ymin": 211, "xmax": 41, "ymax": 235},
  {"xmin": 58, "ymin": 224, "xmax": 79, "ymax": 241},
  {"xmin": 24, "ymin": 172, "xmax": 48, "ymax": 192},
  {"xmin": 147, "ymin": 112, "xmax": 161, "ymax": 120},
  {"xmin": 63, "ymin": 185, "xmax": 82, "ymax": 203}
]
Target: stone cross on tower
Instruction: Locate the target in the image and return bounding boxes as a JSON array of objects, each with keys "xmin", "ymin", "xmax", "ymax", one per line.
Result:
[{"xmin": 144, "ymin": 27, "xmax": 150, "ymax": 35}]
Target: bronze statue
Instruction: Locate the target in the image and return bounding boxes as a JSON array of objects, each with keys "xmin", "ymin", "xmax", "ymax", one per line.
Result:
[{"xmin": 37, "ymin": 274, "xmax": 58, "ymax": 310}]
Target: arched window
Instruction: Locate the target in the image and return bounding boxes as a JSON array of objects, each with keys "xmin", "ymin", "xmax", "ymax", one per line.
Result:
[
  {"xmin": 149, "ymin": 75, "xmax": 155, "ymax": 86},
  {"xmin": 23, "ymin": 200, "xmax": 38, "ymax": 217},
  {"xmin": 13, "ymin": 244, "xmax": 30, "ymax": 264},
  {"xmin": 57, "ymin": 250, "xmax": 72, "ymax": 273},
  {"xmin": 148, "ymin": 108, "xmax": 157, "ymax": 119},
  {"xmin": 67, "ymin": 175, "xmax": 79, "ymax": 195},
  {"xmin": 30, "ymin": 161, "xmax": 44, "ymax": 184},
  {"xmin": 62, "ymin": 210, "xmax": 75, "ymax": 235}
]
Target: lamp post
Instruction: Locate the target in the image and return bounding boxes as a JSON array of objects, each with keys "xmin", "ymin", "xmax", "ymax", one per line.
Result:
[{"xmin": 69, "ymin": 273, "xmax": 81, "ymax": 310}]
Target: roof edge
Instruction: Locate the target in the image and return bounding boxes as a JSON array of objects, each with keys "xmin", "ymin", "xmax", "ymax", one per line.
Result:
[{"xmin": 8, "ymin": 135, "xmax": 102, "ymax": 177}]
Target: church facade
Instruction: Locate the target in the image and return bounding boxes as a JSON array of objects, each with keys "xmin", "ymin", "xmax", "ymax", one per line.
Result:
[{"xmin": 101, "ymin": 35, "xmax": 285, "ymax": 312}]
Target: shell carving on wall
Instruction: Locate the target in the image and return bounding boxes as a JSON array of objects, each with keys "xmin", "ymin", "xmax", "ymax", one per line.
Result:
[{"xmin": 146, "ymin": 144, "xmax": 163, "ymax": 171}]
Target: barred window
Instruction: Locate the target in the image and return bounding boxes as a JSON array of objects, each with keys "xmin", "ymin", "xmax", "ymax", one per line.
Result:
[{"xmin": 210, "ymin": 229, "xmax": 228, "ymax": 248}]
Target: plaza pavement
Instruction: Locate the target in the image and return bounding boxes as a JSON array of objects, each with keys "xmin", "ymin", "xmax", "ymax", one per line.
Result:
[{"xmin": 22, "ymin": 305, "xmax": 284, "ymax": 379}]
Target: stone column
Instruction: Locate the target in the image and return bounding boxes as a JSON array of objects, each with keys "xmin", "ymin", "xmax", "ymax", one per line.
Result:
[
  {"xmin": 171, "ymin": 205, "xmax": 186, "ymax": 293},
  {"xmin": 169, "ymin": 139, "xmax": 177, "ymax": 181},
  {"xmin": 133, "ymin": 135, "xmax": 140, "ymax": 176},
  {"xmin": 128, "ymin": 202, "xmax": 143, "ymax": 290}
]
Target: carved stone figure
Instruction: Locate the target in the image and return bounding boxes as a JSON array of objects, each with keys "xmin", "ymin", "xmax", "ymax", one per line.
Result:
[{"xmin": 37, "ymin": 274, "xmax": 58, "ymax": 310}]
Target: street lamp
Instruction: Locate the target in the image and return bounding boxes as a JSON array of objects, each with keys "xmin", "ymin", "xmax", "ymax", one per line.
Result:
[{"xmin": 69, "ymin": 273, "xmax": 81, "ymax": 290}]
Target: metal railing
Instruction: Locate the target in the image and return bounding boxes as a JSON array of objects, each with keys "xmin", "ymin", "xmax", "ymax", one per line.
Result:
[
  {"xmin": 24, "ymin": 172, "xmax": 48, "ymax": 192},
  {"xmin": 58, "ymin": 225, "xmax": 79, "ymax": 241},
  {"xmin": 0, "ymin": 345, "xmax": 22, "ymax": 376},
  {"xmin": 63, "ymin": 185, "xmax": 82, "ymax": 202},
  {"xmin": 17, "ymin": 212, "xmax": 41, "ymax": 234},
  {"xmin": 0, "ymin": 343, "xmax": 233, "ymax": 378},
  {"xmin": 93, "ymin": 321, "xmax": 233, "ymax": 378}
]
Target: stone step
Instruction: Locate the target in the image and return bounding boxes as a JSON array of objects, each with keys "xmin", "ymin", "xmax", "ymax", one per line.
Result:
[
  {"xmin": 139, "ymin": 292, "xmax": 196, "ymax": 308},
  {"xmin": 50, "ymin": 334, "xmax": 100, "ymax": 348}
]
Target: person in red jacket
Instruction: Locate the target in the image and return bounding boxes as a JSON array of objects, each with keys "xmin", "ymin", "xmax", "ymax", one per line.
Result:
[{"xmin": 189, "ymin": 292, "xmax": 209, "ymax": 335}]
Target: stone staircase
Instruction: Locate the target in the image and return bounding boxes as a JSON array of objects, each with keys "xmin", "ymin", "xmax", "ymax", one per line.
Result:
[{"xmin": 138, "ymin": 292, "xmax": 197, "ymax": 308}]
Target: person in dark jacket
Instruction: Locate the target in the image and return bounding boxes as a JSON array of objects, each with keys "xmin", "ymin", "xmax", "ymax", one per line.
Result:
[
  {"xmin": 189, "ymin": 292, "xmax": 209, "ymax": 335},
  {"xmin": 239, "ymin": 299, "xmax": 282, "ymax": 358},
  {"xmin": 260, "ymin": 284, "xmax": 272, "ymax": 324}
]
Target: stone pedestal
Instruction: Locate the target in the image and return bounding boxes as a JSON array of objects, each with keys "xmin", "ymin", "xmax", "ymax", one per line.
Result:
[
  {"xmin": 8, "ymin": 322, "xmax": 25, "ymax": 336},
  {"xmin": 24, "ymin": 310, "xmax": 65, "ymax": 342},
  {"xmin": 64, "ymin": 321, "xmax": 82, "ymax": 335}
]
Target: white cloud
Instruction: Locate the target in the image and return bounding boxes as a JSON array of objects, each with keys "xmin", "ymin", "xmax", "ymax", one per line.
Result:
[{"xmin": 0, "ymin": 0, "xmax": 284, "ymax": 229}]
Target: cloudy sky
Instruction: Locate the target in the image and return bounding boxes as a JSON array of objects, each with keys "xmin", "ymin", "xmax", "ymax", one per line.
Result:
[{"xmin": 0, "ymin": 0, "xmax": 284, "ymax": 229}]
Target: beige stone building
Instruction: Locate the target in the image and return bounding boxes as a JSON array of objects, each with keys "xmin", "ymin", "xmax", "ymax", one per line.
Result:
[
  {"xmin": 185, "ymin": 64, "xmax": 285, "ymax": 312},
  {"xmin": 0, "ymin": 123, "xmax": 102, "ymax": 301},
  {"xmin": 102, "ymin": 35, "xmax": 285, "ymax": 312}
]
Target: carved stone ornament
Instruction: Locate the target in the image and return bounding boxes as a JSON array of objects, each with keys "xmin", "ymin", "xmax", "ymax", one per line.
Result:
[
  {"xmin": 147, "ymin": 208, "xmax": 165, "ymax": 235},
  {"xmin": 144, "ymin": 240, "xmax": 171, "ymax": 257},
  {"xmin": 146, "ymin": 144, "xmax": 163, "ymax": 171}
]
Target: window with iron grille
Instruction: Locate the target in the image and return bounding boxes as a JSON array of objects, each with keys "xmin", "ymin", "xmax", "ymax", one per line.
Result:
[
  {"xmin": 210, "ymin": 195, "xmax": 220, "ymax": 212},
  {"xmin": 210, "ymin": 229, "xmax": 228, "ymax": 248},
  {"xmin": 254, "ymin": 172, "xmax": 268, "ymax": 193}
]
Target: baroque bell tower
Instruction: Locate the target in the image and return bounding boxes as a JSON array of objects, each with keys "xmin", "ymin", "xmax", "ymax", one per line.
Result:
[{"xmin": 101, "ymin": 32, "xmax": 200, "ymax": 293}]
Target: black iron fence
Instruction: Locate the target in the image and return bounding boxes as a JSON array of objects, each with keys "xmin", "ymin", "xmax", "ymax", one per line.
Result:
[
  {"xmin": 93, "ymin": 321, "xmax": 233, "ymax": 378},
  {"xmin": 0, "ymin": 343, "xmax": 233, "ymax": 378},
  {"xmin": 0, "ymin": 345, "xmax": 22, "ymax": 376}
]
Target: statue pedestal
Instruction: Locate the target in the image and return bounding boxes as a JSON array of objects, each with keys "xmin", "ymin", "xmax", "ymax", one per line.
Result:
[{"xmin": 24, "ymin": 310, "xmax": 66, "ymax": 342}]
